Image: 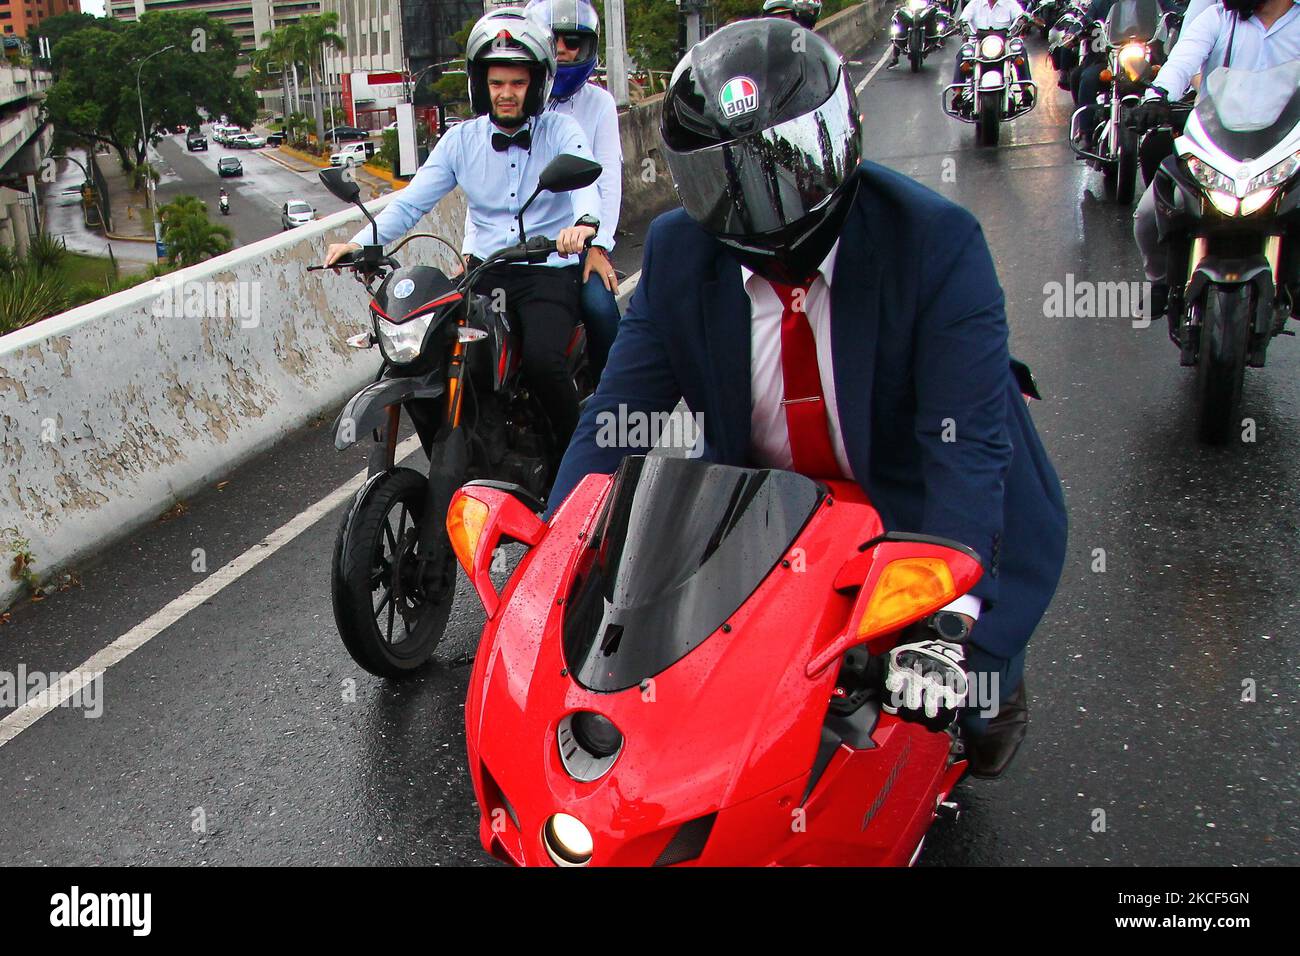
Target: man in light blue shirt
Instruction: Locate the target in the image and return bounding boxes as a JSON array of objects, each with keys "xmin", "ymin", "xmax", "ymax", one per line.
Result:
[{"xmin": 325, "ymin": 9, "xmax": 601, "ymax": 470}]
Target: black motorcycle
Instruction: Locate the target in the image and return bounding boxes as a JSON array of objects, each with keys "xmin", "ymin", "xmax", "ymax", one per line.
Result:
[
  {"xmin": 1147, "ymin": 62, "xmax": 1300, "ymax": 443},
  {"xmin": 310, "ymin": 155, "xmax": 601, "ymax": 676},
  {"xmin": 1069, "ymin": 0, "xmax": 1163, "ymax": 204},
  {"xmin": 891, "ymin": 0, "xmax": 956, "ymax": 73}
]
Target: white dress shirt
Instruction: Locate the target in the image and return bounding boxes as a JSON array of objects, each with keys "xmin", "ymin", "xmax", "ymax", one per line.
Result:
[
  {"xmin": 463, "ymin": 82, "xmax": 623, "ymax": 255},
  {"xmin": 1154, "ymin": 1, "xmax": 1300, "ymax": 100},
  {"xmin": 959, "ymin": 0, "xmax": 1029, "ymax": 31},
  {"xmin": 741, "ymin": 241, "xmax": 983, "ymax": 620},
  {"xmin": 350, "ymin": 110, "xmax": 600, "ymax": 268}
]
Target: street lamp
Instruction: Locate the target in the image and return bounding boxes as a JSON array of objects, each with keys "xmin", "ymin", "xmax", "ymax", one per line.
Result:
[{"xmin": 134, "ymin": 44, "xmax": 176, "ymax": 215}]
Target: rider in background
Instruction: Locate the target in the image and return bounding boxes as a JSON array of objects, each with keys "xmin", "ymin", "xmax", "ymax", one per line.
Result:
[
  {"xmin": 761, "ymin": 0, "xmax": 823, "ymax": 27},
  {"xmin": 1129, "ymin": 0, "xmax": 1300, "ymax": 317}
]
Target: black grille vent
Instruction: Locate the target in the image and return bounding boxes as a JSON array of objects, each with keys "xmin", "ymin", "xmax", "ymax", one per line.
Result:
[{"xmin": 652, "ymin": 813, "xmax": 717, "ymax": 867}]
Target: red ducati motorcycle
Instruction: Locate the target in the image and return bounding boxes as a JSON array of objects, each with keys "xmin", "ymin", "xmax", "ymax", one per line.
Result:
[{"xmin": 446, "ymin": 455, "xmax": 983, "ymax": 866}]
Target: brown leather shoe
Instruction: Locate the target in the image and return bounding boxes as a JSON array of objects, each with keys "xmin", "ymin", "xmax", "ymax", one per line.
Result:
[{"xmin": 964, "ymin": 680, "xmax": 1028, "ymax": 779}]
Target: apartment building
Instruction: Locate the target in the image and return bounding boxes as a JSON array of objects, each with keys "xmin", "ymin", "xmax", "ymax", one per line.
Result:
[
  {"xmin": 0, "ymin": 0, "xmax": 82, "ymax": 38},
  {"xmin": 106, "ymin": 0, "xmax": 320, "ymax": 55}
]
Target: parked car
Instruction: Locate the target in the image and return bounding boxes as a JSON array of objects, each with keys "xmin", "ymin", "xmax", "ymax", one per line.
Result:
[
  {"xmin": 280, "ymin": 200, "xmax": 315, "ymax": 230},
  {"xmin": 329, "ymin": 141, "xmax": 374, "ymax": 167},
  {"xmin": 266, "ymin": 131, "xmax": 286, "ymax": 147},
  {"xmin": 186, "ymin": 132, "xmax": 208, "ymax": 151},
  {"xmin": 217, "ymin": 157, "xmax": 243, "ymax": 177},
  {"xmin": 323, "ymin": 125, "xmax": 370, "ymax": 143}
]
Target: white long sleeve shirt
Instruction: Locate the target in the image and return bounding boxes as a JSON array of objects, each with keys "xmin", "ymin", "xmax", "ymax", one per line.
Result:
[
  {"xmin": 741, "ymin": 241, "xmax": 983, "ymax": 620},
  {"xmin": 1153, "ymin": 1, "xmax": 1300, "ymax": 100}
]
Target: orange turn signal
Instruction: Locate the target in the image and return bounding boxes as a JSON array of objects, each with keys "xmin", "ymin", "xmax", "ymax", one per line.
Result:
[
  {"xmin": 855, "ymin": 557, "xmax": 956, "ymax": 639},
  {"xmin": 446, "ymin": 495, "xmax": 489, "ymax": 575},
  {"xmin": 961, "ymin": 62, "xmax": 973, "ymax": 73},
  {"xmin": 1099, "ymin": 69, "xmax": 1113, "ymax": 83}
]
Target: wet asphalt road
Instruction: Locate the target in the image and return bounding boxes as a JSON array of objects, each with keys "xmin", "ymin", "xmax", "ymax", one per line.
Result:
[{"xmin": 1, "ymin": 34, "xmax": 1297, "ymax": 866}]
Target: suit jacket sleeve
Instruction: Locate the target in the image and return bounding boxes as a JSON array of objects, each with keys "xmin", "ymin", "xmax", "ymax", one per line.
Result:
[
  {"xmin": 912, "ymin": 209, "xmax": 1013, "ymax": 607},
  {"xmin": 546, "ymin": 218, "xmax": 684, "ymax": 514}
]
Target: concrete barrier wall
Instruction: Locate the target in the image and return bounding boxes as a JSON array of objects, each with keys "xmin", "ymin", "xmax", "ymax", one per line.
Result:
[
  {"xmin": 0, "ymin": 3, "xmax": 890, "ymax": 608},
  {"xmin": 0, "ymin": 189, "xmax": 466, "ymax": 609}
]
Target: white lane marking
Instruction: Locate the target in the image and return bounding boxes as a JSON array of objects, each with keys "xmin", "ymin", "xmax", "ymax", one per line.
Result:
[
  {"xmin": 0, "ymin": 434, "xmax": 425, "ymax": 750},
  {"xmin": 857, "ymin": 41, "xmax": 897, "ymax": 94}
]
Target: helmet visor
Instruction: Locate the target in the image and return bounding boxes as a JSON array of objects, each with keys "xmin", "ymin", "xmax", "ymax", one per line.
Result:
[{"xmin": 666, "ymin": 76, "xmax": 860, "ymax": 237}]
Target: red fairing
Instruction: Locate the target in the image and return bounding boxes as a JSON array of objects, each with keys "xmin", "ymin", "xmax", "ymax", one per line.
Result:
[{"xmin": 463, "ymin": 476, "xmax": 976, "ymax": 867}]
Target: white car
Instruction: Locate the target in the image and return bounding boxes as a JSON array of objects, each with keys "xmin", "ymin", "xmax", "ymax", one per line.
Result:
[
  {"xmin": 230, "ymin": 133, "xmax": 266, "ymax": 149},
  {"xmin": 329, "ymin": 141, "xmax": 370, "ymax": 167},
  {"xmin": 281, "ymin": 201, "xmax": 315, "ymax": 230}
]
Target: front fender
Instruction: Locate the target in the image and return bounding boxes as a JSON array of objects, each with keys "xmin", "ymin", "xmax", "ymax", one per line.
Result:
[{"xmin": 333, "ymin": 375, "xmax": 447, "ymax": 450}]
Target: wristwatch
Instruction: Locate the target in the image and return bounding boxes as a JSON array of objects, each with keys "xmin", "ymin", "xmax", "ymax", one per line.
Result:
[
  {"xmin": 574, "ymin": 214, "xmax": 600, "ymax": 232},
  {"xmin": 924, "ymin": 610, "xmax": 972, "ymax": 643}
]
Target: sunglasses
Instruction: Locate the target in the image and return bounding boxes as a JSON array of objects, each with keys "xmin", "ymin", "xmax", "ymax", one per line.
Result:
[{"xmin": 555, "ymin": 32, "xmax": 585, "ymax": 50}]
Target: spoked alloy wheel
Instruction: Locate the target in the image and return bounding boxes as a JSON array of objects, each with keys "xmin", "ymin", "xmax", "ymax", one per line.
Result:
[{"xmin": 331, "ymin": 467, "xmax": 456, "ymax": 678}]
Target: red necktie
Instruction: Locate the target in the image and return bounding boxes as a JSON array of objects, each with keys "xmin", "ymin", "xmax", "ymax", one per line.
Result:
[{"xmin": 769, "ymin": 281, "xmax": 841, "ymax": 480}]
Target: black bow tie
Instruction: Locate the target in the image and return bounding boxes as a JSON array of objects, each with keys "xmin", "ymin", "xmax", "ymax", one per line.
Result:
[{"xmin": 491, "ymin": 128, "xmax": 531, "ymax": 152}]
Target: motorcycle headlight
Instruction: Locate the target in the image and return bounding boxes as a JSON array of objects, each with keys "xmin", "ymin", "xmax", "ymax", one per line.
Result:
[
  {"xmin": 908, "ymin": 0, "xmax": 928, "ymax": 8},
  {"xmin": 376, "ymin": 313, "xmax": 434, "ymax": 365},
  {"xmin": 1246, "ymin": 151, "xmax": 1300, "ymax": 194},
  {"xmin": 979, "ymin": 34, "xmax": 1005, "ymax": 58},
  {"xmin": 1185, "ymin": 155, "xmax": 1235, "ymax": 196},
  {"xmin": 1118, "ymin": 42, "xmax": 1149, "ymax": 82},
  {"xmin": 1239, "ymin": 187, "xmax": 1278, "ymax": 217},
  {"xmin": 898, "ymin": 7, "xmax": 914, "ymax": 19},
  {"xmin": 1207, "ymin": 190, "xmax": 1240, "ymax": 217},
  {"xmin": 961, "ymin": 43, "xmax": 976, "ymax": 57}
]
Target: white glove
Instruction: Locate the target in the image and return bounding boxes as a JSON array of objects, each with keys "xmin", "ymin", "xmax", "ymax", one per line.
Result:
[{"xmin": 882, "ymin": 639, "xmax": 969, "ymax": 732}]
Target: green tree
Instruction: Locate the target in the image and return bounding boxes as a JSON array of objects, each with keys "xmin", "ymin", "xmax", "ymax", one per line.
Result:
[
  {"xmin": 158, "ymin": 196, "xmax": 233, "ymax": 268},
  {"xmin": 44, "ymin": 11, "xmax": 258, "ymax": 170},
  {"xmin": 29, "ymin": 10, "xmax": 106, "ymax": 71}
]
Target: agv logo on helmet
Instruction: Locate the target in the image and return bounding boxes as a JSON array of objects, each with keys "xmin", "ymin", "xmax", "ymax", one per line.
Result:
[{"xmin": 719, "ymin": 76, "xmax": 759, "ymax": 119}]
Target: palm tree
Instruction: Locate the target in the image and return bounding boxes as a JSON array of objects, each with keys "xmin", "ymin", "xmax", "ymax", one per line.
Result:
[
  {"xmin": 292, "ymin": 13, "xmax": 346, "ymax": 144},
  {"xmin": 257, "ymin": 25, "xmax": 301, "ymax": 117},
  {"xmin": 158, "ymin": 196, "xmax": 232, "ymax": 268}
]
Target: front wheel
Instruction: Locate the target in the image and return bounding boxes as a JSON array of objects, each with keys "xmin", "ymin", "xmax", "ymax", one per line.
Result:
[
  {"xmin": 1194, "ymin": 285, "xmax": 1252, "ymax": 445},
  {"xmin": 910, "ymin": 46, "xmax": 923, "ymax": 72},
  {"xmin": 977, "ymin": 95, "xmax": 1001, "ymax": 146},
  {"xmin": 331, "ymin": 466, "xmax": 457, "ymax": 677}
]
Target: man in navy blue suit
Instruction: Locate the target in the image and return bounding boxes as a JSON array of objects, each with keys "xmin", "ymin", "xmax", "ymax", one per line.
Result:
[{"xmin": 549, "ymin": 19, "xmax": 1068, "ymax": 777}]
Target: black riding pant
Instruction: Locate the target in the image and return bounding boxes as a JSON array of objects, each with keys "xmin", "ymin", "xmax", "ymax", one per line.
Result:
[{"xmin": 469, "ymin": 260, "xmax": 582, "ymax": 458}]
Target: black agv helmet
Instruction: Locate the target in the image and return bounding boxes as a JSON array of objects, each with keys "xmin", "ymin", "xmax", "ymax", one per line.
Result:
[{"xmin": 660, "ymin": 19, "xmax": 862, "ymax": 281}]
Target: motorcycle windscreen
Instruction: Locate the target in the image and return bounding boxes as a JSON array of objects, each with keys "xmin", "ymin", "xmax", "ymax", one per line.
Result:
[
  {"xmin": 1105, "ymin": 0, "xmax": 1158, "ymax": 44},
  {"xmin": 561, "ymin": 456, "xmax": 823, "ymax": 693},
  {"xmin": 1196, "ymin": 63, "xmax": 1300, "ymax": 162}
]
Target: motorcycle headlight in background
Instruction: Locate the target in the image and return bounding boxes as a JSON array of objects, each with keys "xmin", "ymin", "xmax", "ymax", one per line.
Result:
[
  {"xmin": 1247, "ymin": 151, "xmax": 1300, "ymax": 194},
  {"xmin": 375, "ymin": 313, "xmax": 434, "ymax": 365},
  {"xmin": 979, "ymin": 34, "xmax": 1005, "ymax": 58},
  {"xmin": 1117, "ymin": 42, "xmax": 1150, "ymax": 82}
]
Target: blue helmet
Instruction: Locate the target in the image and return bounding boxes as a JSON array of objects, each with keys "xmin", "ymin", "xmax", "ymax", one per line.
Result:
[{"xmin": 526, "ymin": 0, "xmax": 600, "ymax": 100}]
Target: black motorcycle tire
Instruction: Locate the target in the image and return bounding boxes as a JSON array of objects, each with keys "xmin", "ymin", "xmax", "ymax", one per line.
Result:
[
  {"xmin": 977, "ymin": 96, "xmax": 1000, "ymax": 146},
  {"xmin": 331, "ymin": 466, "xmax": 457, "ymax": 678},
  {"xmin": 1194, "ymin": 285, "xmax": 1251, "ymax": 446},
  {"xmin": 910, "ymin": 45, "xmax": 923, "ymax": 72},
  {"xmin": 1115, "ymin": 124, "xmax": 1138, "ymax": 204}
]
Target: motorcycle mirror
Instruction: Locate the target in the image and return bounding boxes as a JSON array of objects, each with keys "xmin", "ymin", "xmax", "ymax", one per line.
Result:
[
  {"xmin": 514, "ymin": 155, "xmax": 603, "ymax": 244},
  {"xmin": 318, "ymin": 166, "xmax": 361, "ymax": 204},
  {"xmin": 318, "ymin": 166, "xmax": 379, "ymax": 245},
  {"xmin": 537, "ymin": 154, "xmax": 603, "ymax": 194}
]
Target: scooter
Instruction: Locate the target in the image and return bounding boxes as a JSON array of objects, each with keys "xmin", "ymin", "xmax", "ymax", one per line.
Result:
[
  {"xmin": 219, "ymin": 193, "xmax": 230, "ymax": 215},
  {"xmin": 447, "ymin": 455, "xmax": 983, "ymax": 866},
  {"xmin": 308, "ymin": 155, "xmax": 601, "ymax": 677}
]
